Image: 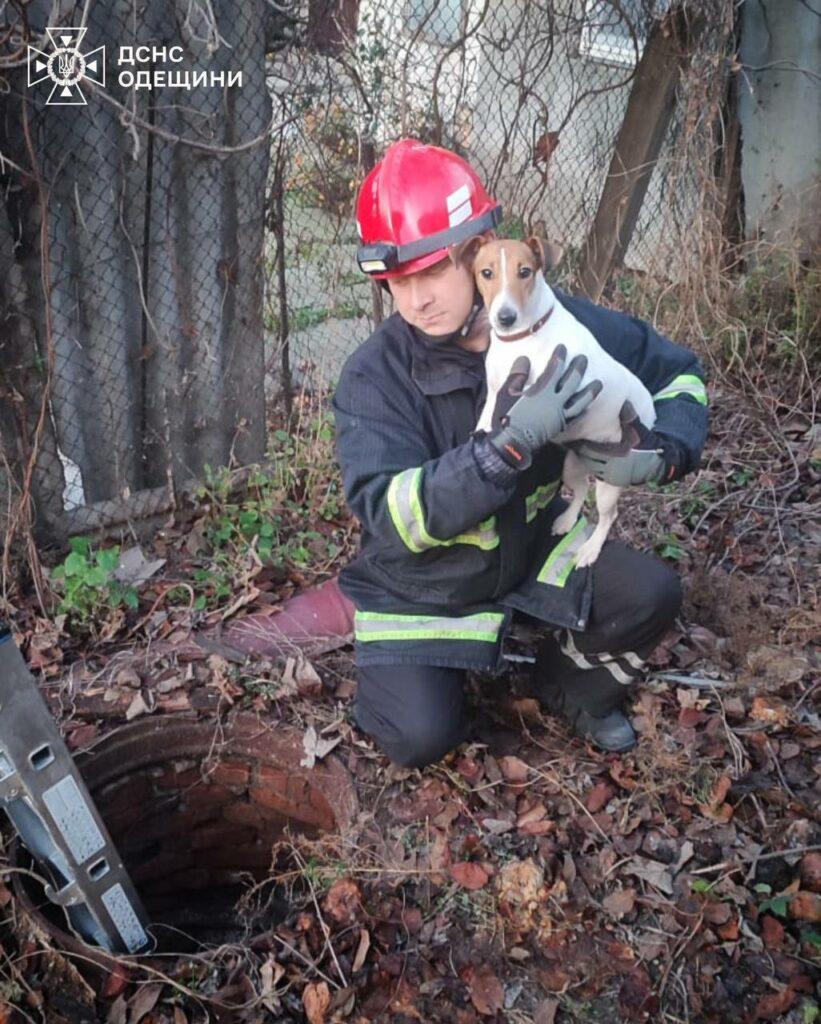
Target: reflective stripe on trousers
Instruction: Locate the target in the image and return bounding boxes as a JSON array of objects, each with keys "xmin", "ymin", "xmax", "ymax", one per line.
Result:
[{"xmin": 558, "ymin": 628, "xmax": 647, "ymax": 685}]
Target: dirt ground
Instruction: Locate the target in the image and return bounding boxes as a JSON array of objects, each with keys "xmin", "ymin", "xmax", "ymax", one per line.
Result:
[{"xmin": 0, "ymin": 377, "xmax": 818, "ymax": 1024}]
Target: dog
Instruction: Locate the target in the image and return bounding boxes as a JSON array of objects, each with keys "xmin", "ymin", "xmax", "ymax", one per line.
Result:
[{"xmin": 452, "ymin": 235, "xmax": 656, "ymax": 569}]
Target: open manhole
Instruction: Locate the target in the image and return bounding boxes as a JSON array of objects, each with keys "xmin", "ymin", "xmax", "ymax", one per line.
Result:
[{"xmin": 12, "ymin": 713, "xmax": 356, "ymax": 955}]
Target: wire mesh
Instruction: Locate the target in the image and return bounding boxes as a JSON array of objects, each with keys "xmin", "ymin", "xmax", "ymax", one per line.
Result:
[{"xmin": 0, "ymin": 0, "xmax": 735, "ymax": 549}]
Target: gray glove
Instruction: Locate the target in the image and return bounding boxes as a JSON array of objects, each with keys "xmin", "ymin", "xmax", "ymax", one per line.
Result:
[
  {"xmin": 576, "ymin": 446, "xmax": 665, "ymax": 486},
  {"xmin": 573, "ymin": 401, "xmax": 673, "ymax": 486},
  {"xmin": 488, "ymin": 346, "xmax": 601, "ymax": 469}
]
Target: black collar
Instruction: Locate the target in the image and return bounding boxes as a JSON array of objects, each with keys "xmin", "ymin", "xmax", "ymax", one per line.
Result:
[{"xmin": 407, "ymin": 320, "xmax": 486, "ymax": 397}]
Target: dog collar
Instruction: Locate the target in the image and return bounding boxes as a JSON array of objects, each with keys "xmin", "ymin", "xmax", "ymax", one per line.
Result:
[{"xmin": 496, "ymin": 304, "xmax": 554, "ymax": 342}]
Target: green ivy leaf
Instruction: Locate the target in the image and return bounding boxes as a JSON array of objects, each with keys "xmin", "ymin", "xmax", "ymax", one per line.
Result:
[{"xmin": 759, "ymin": 895, "xmax": 790, "ymax": 918}]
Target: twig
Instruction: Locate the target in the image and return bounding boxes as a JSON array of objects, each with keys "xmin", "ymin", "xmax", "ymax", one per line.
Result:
[
  {"xmin": 689, "ymin": 843, "xmax": 821, "ymax": 875},
  {"xmin": 654, "ymin": 673, "xmax": 732, "ymax": 689}
]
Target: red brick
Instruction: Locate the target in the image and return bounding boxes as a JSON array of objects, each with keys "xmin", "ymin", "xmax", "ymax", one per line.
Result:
[
  {"xmin": 194, "ymin": 843, "xmax": 277, "ymax": 872},
  {"xmin": 253, "ymin": 765, "xmax": 289, "ymax": 791},
  {"xmin": 209, "ymin": 761, "xmax": 250, "ymax": 790},
  {"xmin": 130, "ymin": 849, "xmax": 194, "ymax": 885},
  {"xmin": 111, "ymin": 803, "xmax": 218, "ymax": 847},
  {"xmin": 249, "ymin": 785, "xmax": 333, "ymax": 831},
  {"xmin": 222, "ymin": 800, "xmax": 288, "ymax": 829},
  {"xmin": 155, "ymin": 766, "xmax": 202, "ymax": 790},
  {"xmin": 190, "ymin": 823, "xmax": 257, "ymax": 850},
  {"xmin": 95, "ymin": 773, "xmax": 154, "ymax": 807},
  {"xmin": 183, "ymin": 782, "xmax": 234, "ymax": 808}
]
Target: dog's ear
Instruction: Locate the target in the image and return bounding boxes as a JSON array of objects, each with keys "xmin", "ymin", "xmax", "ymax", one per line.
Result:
[
  {"xmin": 449, "ymin": 235, "xmax": 485, "ymax": 268},
  {"xmin": 526, "ymin": 236, "xmax": 545, "ymax": 270},
  {"xmin": 543, "ymin": 240, "xmax": 565, "ymax": 271},
  {"xmin": 526, "ymin": 236, "xmax": 565, "ymax": 272}
]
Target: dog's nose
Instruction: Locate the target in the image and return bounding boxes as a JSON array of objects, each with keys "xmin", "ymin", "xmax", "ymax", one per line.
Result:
[{"xmin": 497, "ymin": 307, "xmax": 517, "ymax": 328}]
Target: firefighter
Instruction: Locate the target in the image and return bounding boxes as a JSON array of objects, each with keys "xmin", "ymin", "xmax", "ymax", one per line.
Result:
[{"xmin": 332, "ymin": 139, "xmax": 708, "ymax": 766}]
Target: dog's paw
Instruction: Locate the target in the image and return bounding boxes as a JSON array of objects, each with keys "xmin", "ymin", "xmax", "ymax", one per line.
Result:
[
  {"xmin": 552, "ymin": 509, "xmax": 578, "ymax": 535},
  {"xmin": 574, "ymin": 537, "xmax": 604, "ymax": 568}
]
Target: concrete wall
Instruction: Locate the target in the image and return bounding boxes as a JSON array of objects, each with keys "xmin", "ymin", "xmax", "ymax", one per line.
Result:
[{"xmin": 738, "ymin": 0, "xmax": 821, "ymax": 255}]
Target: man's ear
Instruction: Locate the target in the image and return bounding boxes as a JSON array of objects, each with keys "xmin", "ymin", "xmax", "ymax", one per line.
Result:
[
  {"xmin": 526, "ymin": 236, "xmax": 545, "ymax": 270},
  {"xmin": 449, "ymin": 235, "xmax": 485, "ymax": 268}
]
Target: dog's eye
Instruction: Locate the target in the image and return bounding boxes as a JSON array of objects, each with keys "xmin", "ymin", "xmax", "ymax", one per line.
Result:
[
  {"xmin": 518, "ymin": 266, "xmax": 532, "ymax": 279},
  {"xmin": 480, "ymin": 268, "xmax": 493, "ymax": 280}
]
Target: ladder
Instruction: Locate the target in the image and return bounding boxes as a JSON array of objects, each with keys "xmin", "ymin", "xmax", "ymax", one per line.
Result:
[{"xmin": 0, "ymin": 622, "xmax": 151, "ymax": 954}]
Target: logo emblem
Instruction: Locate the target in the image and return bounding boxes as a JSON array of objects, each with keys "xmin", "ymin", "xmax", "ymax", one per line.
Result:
[{"xmin": 27, "ymin": 27, "xmax": 105, "ymax": 106}]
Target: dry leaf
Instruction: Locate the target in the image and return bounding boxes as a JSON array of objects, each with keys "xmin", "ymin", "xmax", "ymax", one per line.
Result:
[
  {"xmin": 301, "ymin": 724, "xmax": 342, "ymax": 769},
  {"xmin": 750, "ymin": 696, "xmax": 790, "ymax": 728},
  {"xmin": 754, "ymin": 987, "xmax": 796, "ymax": 1020},
  {"xmin": 303, "ymin": 981, "xmax": 331, "ymax": 1024},
  {"xmin": 534, "ymin": 998, "xmax": 559, "ymax": 1024},
  {"xmin": 603, "ymin": 888, "xmax": 636, "ymax": 919},
  {"xmin": 352, "ymin": 928, "xmax": 371, "ymax": 973},
  {"xmin": 624, "ymin": 858, "xmax": 674, "ymax": 895},
  {"xmin": 323, "ymin": 878, "xmax": 361, "ymax": 923},
  {"xmin": 450, "ymin": 861, "xmax": 490, "ymax": 890},
  {"xmin": 462, "ymin": 964, "xmax": 504, "ymax": 1016},
  {"xmin": 789, "ymin": 891, "xmax": 821, "ymax": 923},
  {"xmin": 125, "ymin": 692, "xmax": 149, "ymax": 721},
  {"xmin": 499, "ymin": 755, "xmax": 529, "ymax": 783},
  {"xmin": 127, "ymin": 982, "xmax": 162, "ymax": 1024},
  {"xmin": 585, "ymin": 780, "xmax": 616, "ymax": 813}
]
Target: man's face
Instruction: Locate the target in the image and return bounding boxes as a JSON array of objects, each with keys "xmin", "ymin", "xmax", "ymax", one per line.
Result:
[{"xmin": 387, "ymin": 256, "xmax": 475, "ymax": 336}]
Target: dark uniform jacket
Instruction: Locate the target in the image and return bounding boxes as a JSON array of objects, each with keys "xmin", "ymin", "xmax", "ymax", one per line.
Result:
[{"xmin": 331, "ymin": 289, "xmax": 708, "ymax": 672}]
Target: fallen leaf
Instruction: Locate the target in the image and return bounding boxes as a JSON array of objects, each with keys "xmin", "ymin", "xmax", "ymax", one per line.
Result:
[
  {"xmin": 462, "ymin": 964, "xmax": 503, "ymax": 1016},
  {"xmin": 323, "ymin": 878, "xmax": 361, "ymax": 923},
  {"xmin": 698, "ymin": 775, "xmax": 734, "ymax": 822},
  {"xmin": 352, "ymin": 928, "xmax": 371, "ymax": 973},
  {"xmin": 534, "ymin": 998, "xmax": 559, "ymax": 1024},
  {"xmin": 603, "ymin": 888, "xmax": 636, "ymax": 919},
  {"xmin": 125, "ymin": 692, "xmax": 149, "ymax": 721},
  {"xmin": 754, "ymin": 987, "xmax": 796, "ymax": 1020},
  {"xmin": 173, "ymin": 1007, "xmax": 188, "ymax": 1024},
  {"xmin": 750, "ymin": 696, "xmax": 790, "ymax": 728},
  {"xmin": 800, "ymin": 851, "xmax": 821, "ymax": 892},
  {"xmin": 585, "ymin": 779, "xmax": 616, "ymax": 813},
  {"xmin": 624, "ymin": 858, "xmax": 674, "ymax": 895},
  {"xmin": 295, "ymin": 655, "xmax": 323, "ymax": 697},
  {"xmin": 127, "ymin": 982, "xmax": 161, "ymax": 1024},
  {"xmin": 300, "ymin": 724, "xmax": 342, "ymax": 769},
  {"xmin": 303, "ymin": 981, "xmax": 331, "ymax": 1024},
  {"xmin": 760, "ymin": 914, "xmax": 785, "ymax": 948},
  {"xmin": 102, "ymin": 964, "xmax": 130, "ymax": 999},
  {"xmin": 499, "ymin": 755, "xmax": 529, "ymax": 783},
  {"xmin": 789, "ymin": 891, "xmax": 821, "ymax": 922},
  {"xmin": 450, "ymin": 861, "xmax": 490, "ymax": 890},
  {"xmin": 618, "ymin": 966, "xmax": 659, "ymax": 1020}
]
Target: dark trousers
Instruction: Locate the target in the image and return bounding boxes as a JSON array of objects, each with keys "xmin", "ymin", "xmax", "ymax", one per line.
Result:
[{"xmin": 352, "ymin": 542, "xmax": 682, "ymax": 768}]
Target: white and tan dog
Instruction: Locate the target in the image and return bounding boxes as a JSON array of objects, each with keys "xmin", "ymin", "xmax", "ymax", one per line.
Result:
[{"xmin": 455, "ymin": 236, "xmax": 656, "ymax": 569}]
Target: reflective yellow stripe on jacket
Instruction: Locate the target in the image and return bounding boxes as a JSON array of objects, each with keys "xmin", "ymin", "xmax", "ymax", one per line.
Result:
[
  {"xmin": 355, "ymin": 610, "xmax": 505, "ymax": 642},
  {"xmin": 653, "ymin": 373, "xmax": 707, "ymax": 406},
  {"xmin": 387, "ymin": 467, "xmax": 499, "ymax": 553}
]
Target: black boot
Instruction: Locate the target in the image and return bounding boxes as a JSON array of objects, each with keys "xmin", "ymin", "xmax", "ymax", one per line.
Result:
[{"xmin": 533, "ymin": 632, "xmax": 638, "ymax": 752}]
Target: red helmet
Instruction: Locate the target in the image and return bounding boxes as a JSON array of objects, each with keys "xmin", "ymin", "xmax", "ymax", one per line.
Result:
[{"xmin": 355, "ymin": 138, "xmax": 502, "ymax": 279}]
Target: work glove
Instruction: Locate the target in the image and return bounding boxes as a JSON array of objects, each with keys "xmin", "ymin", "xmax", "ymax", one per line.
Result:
[
  {"xmin": 487, "ymin": 346, "xmax": 602, "ymax": 469},
  {"xmin": 573, "ymin": 400, "xmax": 684, "ymax": 486}
]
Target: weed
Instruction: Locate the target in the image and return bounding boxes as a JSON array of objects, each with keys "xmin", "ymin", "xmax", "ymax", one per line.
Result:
[
  {"xmin": 50, "ymin": 537, "xmax": 138, "ymax": 623},
  {"xmin": 654, "ymin": 531, "xmax": 686, "ymax": 562}
]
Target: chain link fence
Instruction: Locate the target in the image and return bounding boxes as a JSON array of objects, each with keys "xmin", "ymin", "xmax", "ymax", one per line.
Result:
[{"xmin": 0, "ymin": 0, "xmax": 735, "ymax": 559}]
